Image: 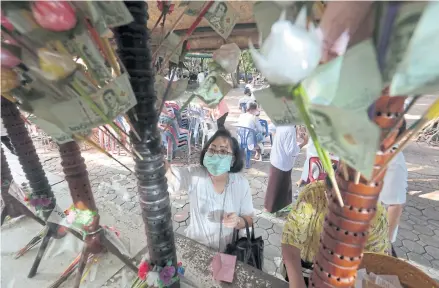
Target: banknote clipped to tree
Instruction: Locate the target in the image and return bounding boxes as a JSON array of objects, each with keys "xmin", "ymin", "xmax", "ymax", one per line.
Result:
[
  {"xmin": 1, "ymin": 1, "xmax": 137, "ymax": 146},
  {"xmin": 180, "ymin": 43, "xmax": 239, "ymax": 110}
]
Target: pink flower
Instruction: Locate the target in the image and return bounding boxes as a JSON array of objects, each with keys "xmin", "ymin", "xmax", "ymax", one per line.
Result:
[
  {"xmin": 138, "ymin": 261, "xmax": 149, "ymax": 280},
  {"xmin": 66, "ymin": 210, "xmax": 76, "ymax": 224}
]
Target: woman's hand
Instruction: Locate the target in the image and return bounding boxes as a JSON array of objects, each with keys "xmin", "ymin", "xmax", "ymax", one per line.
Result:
[{"xmin": 223, "ymin": 213, "xmax": 240, "ymax": 228}]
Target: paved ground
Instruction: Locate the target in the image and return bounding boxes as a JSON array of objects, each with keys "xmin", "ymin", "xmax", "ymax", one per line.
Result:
[{"xmin": 4, "ymin": 90, "xmax": 439, "ymax": 283}]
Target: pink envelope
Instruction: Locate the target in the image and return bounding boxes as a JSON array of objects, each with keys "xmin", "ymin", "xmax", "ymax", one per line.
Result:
[{"xmin": 212, "ymin": 253, "xmax": 237, "ymax": 283}]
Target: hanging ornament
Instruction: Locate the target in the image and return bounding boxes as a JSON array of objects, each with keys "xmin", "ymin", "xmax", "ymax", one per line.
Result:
[
  {"xmin": 1, "ymin": 10, "xmax": 14, "ymax": 31},
  {"xmin": 212, "ymin": 43, "xmax": 241, "ymax": 73},
  {"xmin": 1, "ymin": 67, "xmax": 19, "ymax": 92},
  {"xmin": 31, "ymin": 1, "xmax": 77, "ymax": 32},
  {"xmin": 0, "ymin": 47, "xmax": 21, "ymax": 68},
  {"xmin": 249, "ymin": 8, "xmax": 322, "ymax": 85},
  {"xmin": 37, "ymin": 48, "xmax": 76, "ymax": 80}
]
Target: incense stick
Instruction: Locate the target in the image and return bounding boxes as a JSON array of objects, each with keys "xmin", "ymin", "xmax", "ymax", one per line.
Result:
[
  {"xmin": 341, "ymin": 161, "xmax": 349, "ymax": 181},
  {"xmin": 294, "ymin": 86, "xmax": 344, "ymax": 207},
  {"xmin": 382, "ymin": 95, "xmax": 419, "ymax": 141},
  {"xmin": 99, "ymin": 126, "xmax": 142, "ymax": 160},
  {"xmin": 152, "ymin": 9, "xmax": 187, "ymax": 60},
  {"xmin": 354, "ymin": 172, "xmax": 361, "ymax": 184},
  {"xmin": 371, "ymin": 98, "xmax": 439, "ymax": 183},
  {"xmin": 123, "ymin": 115, "xmax": 141, "ymax": 141},
  {"xmin": 156, "ymin": 68, "xmax": 178, "ymax": 124},
  {"xmin": 73, "ymin": 134, "xmax": 134, "ymax": 174}
]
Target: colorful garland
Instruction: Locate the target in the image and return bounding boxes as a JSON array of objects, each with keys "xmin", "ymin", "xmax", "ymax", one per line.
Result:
[
  {"xmin": 133, "ymin": 259, "xmax": 185, "ymax": 288},
  {"xmin": 65, "ymin": 207, "xmax": 97, "ymax": 227}
]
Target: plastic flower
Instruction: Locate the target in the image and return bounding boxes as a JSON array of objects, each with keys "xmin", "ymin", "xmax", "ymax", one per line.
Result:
[
  {"xmin": 146, "ymin": 271, "xmax": 160, "ymax": 287},
  {"xmin": 138, "ymin": 261, "xmax": 150, "ymax": 280},
  {"xmin": 249, "ymin": 8, "xmax": 322, "ymax": 85},
  {"xmin": 159, "ymin": 266, "xmax": 176, "ymax": 285},
  {"xmin": 177, "ymin": 266, "xmax": 185, "ymax": 277},
  {"xmin": 66, "ymin": 210, "xmax": 76, "ymax": 224},
  {"xmin": 75, "ymin": 209, "xmax": 96, "ymax": 226}
]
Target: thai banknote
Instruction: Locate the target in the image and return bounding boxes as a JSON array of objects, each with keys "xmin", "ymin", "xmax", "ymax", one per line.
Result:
[
  {"xmin": 309, "ymin": 104, "xmax": 380, "ymax": 179},
  {"xmin": 204, "ymin": 2, "xmax": 238, "ymax": 39},
  {"xmin": 390, "ymin": 2, "xmax": 439, "ymax": 96},
  {"xmin": 155, "ymin": 75, "xmax": 189, "ymax": 104},
  {"xmin": 302, "ymin": 39, "xmax": 382, "ymax": 111},
  {"xmin": 28, "ymin": 116, "xmax": 74, "ymax": 144},
  {"xmin": 180, "ymin": 1, "xmax": 206, "ymax": 17},
  {"xmin": 151, "ymin": 32, "xmax": 183, "ymax": 64},
  {"xmin": 253, "ymin": 87, "xmax": 302, "ymax": 126},
  {"xmin": 194, "ymin": 71, "xmax": 231, "ymax": 106},
  {"xmin": 29, "ymin": 73, "xmax": 136, "ymax": 142},
  {"xmin": 70, "ymin": 30, "xmax": 112, "ymax": 86}
]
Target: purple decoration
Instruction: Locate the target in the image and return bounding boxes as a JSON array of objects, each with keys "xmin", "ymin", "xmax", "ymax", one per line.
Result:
[
  {"xmin": 368, "ymin": 103, "xmax": 376, "ymax": 120},
  {"xmin": 159, "ymin": 266, "xmax": 176, "ymax": 285},
  {"xmin": 377, "ymin": 3, "xmax": 400, "ymax": 72}
]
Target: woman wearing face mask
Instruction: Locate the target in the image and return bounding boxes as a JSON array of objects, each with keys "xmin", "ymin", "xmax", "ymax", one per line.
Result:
[{"xmin": 166, "ymin": 128, "xmax": 254, "ymax": 251}]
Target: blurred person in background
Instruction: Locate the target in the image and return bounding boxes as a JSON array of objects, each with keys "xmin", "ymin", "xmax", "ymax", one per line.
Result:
[{"xmin": 264, "ymin": 126, "xmax": 307, "ymax": 213}]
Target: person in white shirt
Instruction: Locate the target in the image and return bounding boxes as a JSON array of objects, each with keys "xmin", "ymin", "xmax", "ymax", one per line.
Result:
[
  {"xmin": 197, "ymin": 70, "xmax": 205, "ymax": 84},
  {"xmin": 379, "ymin": 121, "xmax": 408, "ymax": 248},
  {"xmin": 236, "ymin": 102, "xmax": 266, "ymax": 159},
  {"xmin": 264, "ymin": 126, "xmax": 308, "ymax": 213},
  {"xmin": 166, "ymin": 128, "xmax": 254, "ymax": 251},
  {"xmin": 238, "ymin": 87, "xmax": 256, "ymax": 113},
  {"xmin": 379, "ymin": 151, "xmax": 407, "ymax": 246}
]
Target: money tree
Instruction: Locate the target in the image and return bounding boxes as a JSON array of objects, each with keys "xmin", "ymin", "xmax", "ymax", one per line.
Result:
[{"xmin": 113, "ymin": 0, "xmax": 179, "ymax": 278}]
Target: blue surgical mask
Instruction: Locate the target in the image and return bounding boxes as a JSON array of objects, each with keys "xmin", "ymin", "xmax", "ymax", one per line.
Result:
[{"xmin": 203, "ymin": 154, "xmax": 233, "ymax": 176}]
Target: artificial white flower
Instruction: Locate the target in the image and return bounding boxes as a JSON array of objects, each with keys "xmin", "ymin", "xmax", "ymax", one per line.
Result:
[
  {"xmin": 146, "ymin": 271, "xmax": 160, "ymax": 287},
  {"xmin": 250, "ymin": 8, "xmax": 322, "ymax": 86}
]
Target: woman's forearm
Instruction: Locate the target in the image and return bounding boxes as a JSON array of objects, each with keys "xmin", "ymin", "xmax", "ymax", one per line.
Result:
[
  {"xmin": 387, "ymin": 204, "xmax": 404, "ymax": 242},
  {"xmin": 282, "ymin": 244, "xmax": 307, "ymax": 288}
]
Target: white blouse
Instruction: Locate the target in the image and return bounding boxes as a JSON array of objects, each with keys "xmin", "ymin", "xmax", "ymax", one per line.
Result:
[{"xmin": 168, "ymin": 166, "xmax": 254, "ymax": 251}]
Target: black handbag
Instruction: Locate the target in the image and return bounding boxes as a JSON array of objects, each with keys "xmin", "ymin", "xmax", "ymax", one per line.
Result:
[{"xmin": 224, "ymin": 217, "xmax": 264, "ymax": 270}]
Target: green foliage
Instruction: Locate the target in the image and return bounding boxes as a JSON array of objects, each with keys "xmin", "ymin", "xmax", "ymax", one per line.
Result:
[{"xmin": 240, "ymin": 50, "xmax": 255, "ymax": 74}]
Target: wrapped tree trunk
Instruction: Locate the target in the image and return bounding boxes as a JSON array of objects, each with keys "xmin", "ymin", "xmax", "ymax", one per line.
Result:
[
  {"xmin": 113, "ymin": 0, "xmax": 178, "ymax": 277},
  {"xmin": 309, "ymin": 94, "xmax": 406, "ymax": 287},
  {"xmin": 1, "ymin": 147, "xmax": 45, "ymax": 226},
  {"xmin": 1, "ymin": 97, "xmax": 62, "ymax": 277},
  {"xmin": 58, "ymin": 141, "xmax": 137, "ymax": 288}
]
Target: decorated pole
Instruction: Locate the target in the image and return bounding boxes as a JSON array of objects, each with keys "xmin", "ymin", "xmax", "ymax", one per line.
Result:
[
  {"xmin": 1, "ymin": 147, "xmax": 45, "ymax": 226},
  {"xmin": 113, "ymin": 0, "xmax": 179, "ymax": 282},
  {"xmin": 309, "ymin": 94, "xmax": 406, "ymax": 287},
  {"xmin": 58, "ymin": 140, "xmax": 137, "ymax": 287},
  {"xmin": 0, "ymin": 97, "xmax": 63, "ymax": 277}
]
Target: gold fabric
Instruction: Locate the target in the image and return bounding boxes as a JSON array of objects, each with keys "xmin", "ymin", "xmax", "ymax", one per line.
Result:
[{"xmin": 282, "ymin": 181, "xmax": 390, "ymax": 263}]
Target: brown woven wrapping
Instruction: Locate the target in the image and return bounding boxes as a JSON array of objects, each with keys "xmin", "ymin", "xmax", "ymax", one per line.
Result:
[
  {"xmin": 309, "ymin": 94, "xmax": 407, "ymax": 287},
  {"xmin": 58, "ymin": 141, "xmax": 102, "ymax": 254}
]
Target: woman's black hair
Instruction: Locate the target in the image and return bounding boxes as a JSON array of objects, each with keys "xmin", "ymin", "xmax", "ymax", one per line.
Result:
[{"xmin": 200, "ymin": 128, "xmax": 244, "ymax": 173}]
